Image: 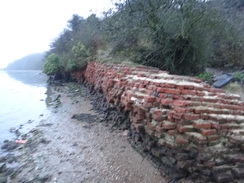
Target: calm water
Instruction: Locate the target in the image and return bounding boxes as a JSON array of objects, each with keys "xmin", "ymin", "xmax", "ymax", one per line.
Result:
[{"xmin": 0, "ymin": 70, "xmax": 49, "ymax": 146}]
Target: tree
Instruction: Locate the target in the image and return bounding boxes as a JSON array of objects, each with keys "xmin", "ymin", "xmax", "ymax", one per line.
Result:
[{"xmin": 67, "ymin": 14, "xmax": 84, "ymax": 32}]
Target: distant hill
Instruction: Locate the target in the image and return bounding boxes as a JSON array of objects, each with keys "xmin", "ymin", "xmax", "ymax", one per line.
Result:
[{"xmin": 6, "ymin": 53, "xmax": 46, "ymax": 70}]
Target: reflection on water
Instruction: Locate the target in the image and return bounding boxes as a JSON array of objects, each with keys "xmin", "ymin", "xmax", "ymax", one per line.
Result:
[
  {"xmin": 6, "ymin": 70, "xmax": 47, "ymax": 87},
  {"xmin": 0, "ymin": 70, "xmax": 49, "ymax": 147}
]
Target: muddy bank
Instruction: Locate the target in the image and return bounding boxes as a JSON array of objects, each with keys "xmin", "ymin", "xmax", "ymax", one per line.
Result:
[{"xmin": 0, "ymin": 82, "xmax": 169, "ymax": 183}]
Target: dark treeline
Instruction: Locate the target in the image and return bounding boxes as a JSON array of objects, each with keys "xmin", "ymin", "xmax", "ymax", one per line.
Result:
[
  {"xmin": 6, "ymin": 53, "xmax": 45, "ymax": 70},
  {"xmin": 44, "ymin": 0, "xmax": 244, "ymax": 76}
]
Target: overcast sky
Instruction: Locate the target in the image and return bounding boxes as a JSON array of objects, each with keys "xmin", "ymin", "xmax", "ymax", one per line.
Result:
[{"xmin": 0, "ymin": 0, "xmax": 115, "ymax": 68}]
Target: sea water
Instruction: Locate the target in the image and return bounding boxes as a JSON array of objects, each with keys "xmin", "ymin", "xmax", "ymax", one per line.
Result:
[{"xmin": 0, "ymin": 70, "xmax": 49, "ymax": 147}]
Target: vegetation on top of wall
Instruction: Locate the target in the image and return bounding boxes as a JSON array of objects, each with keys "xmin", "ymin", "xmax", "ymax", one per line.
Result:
[
  {"xmin": 234, "ymin": 71, "xmax": 244, "ymax": 82},
  {"xmin": 197, "ymin": 72, "xmax": 214, "ymax": 84},
  {"xmin": 43, "ymin": 0, "xmax": 244, "ymax": 76}
]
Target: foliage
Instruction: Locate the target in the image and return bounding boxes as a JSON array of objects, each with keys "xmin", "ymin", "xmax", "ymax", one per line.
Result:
[
  {"xmin": 197, "ymin": 72, "xmax": 214, "ymax": 84},
  {"xmin": 102, "ymin": 0, "xmax": 244, "ymax": 75},
  {"xmin": 67, "ymin": 43, "xmax": 91, "ymax": 71},
  {"xmin": 44, "ymin": 0, "xmax": 244, "ymax": 77},
  {"xmin": 43, "ymin": 53, "xmax": 61, "ymax": 75},
  {"xmin": 234, "ymin": 72, "xmax": 244, "ymax": 82}
]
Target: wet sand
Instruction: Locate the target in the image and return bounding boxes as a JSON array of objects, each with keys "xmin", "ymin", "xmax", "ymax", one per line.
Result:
[{"xmin": 1, "ymin": 83, "xmax": 171, "ymax": 183}]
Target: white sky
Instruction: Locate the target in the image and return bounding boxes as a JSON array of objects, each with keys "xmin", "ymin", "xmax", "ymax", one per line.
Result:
[{"xmin": 0, "ymin": 0, "xmax": 115, "ymax": 68}]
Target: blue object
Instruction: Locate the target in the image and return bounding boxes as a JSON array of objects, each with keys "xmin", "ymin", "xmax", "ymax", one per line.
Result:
[{"xmin": 213, "ymin": 74, "xmax": 233, "ymax": 88}]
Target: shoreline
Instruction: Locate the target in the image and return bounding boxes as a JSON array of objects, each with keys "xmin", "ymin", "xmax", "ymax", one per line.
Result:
[{"xmin": 0, "ymin": 82, "xmax": 169, "ymax": 183}]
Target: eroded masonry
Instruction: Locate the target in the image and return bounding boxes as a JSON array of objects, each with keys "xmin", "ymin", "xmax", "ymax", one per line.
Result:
[{"xmin": 72, "ymin": 62, "xmax": 244, "ymax": 182}]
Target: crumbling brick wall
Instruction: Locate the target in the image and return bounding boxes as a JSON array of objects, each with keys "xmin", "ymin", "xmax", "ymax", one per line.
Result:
[{"xmin": 74, "ymin": 61, "xmax": 244, "ymax": 182}]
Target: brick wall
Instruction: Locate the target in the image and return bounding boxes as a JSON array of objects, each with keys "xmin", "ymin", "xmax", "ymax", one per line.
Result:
[{"xmin": 73, "ymin": 62, "xmax": 244, "ymax": 182}]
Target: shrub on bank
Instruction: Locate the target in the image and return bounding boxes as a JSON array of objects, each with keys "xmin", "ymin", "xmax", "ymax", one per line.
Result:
[{"xmin": 43, "ymin": 53, "xmax": 61, "ymax": 75}]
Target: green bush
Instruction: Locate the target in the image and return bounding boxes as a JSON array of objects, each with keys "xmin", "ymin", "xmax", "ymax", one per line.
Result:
[
  {"xmin": 43, "ymin": 53, "xmax": 61, "ymax": 75},
  {"xmin": 70, "ymin": 43, "xmax": 91, "ymax": 70},
  {"xmin": 234, "ymin": 72, "xmax": 244, "ymax": 82},
  {"xmin": 197, "ymin": 72, "xmax": 214, "ymax": 84}
]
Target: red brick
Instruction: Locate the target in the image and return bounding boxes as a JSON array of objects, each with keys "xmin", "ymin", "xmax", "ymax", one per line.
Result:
[
  {"xmin": 231, "ymin": 106, "xmax": 244, "ymax": 111},
  {"xmin": 183, "ymin": 85, "xmax": 194, "ymax": 89},
  {"xmin": 164, "ymin": 88, "xmax": 181, "ymax": 95},
  {"xmin": 153, "ymin": 110, "xmax": 163, "ymax": 115},
  {"xmin": 157, "ymin": 87, "xmax": 166, "ymax": 93},
  {"xmin": 193, "ymin": 87, "xmax": 204, "ymax": 91},
  {"xmin": 168, "ymin": 130, "xmax": 178, "ymax": 136},
  {"xmin": 173, "ymin": 95, "xmax": 185, "ymax": 100},
  {"xmin": 144, "ymin": 96, "xmax": 156, "ymax": 102},
  {"xmin": 165, "ymin": 83, "xmax": 176, "ymax": 88},
  {"xmin": 162, "ymin": 121, "xmax": 176, "ymax": 130},
  {"xmin": 134, "ymin": 83, "xmax": 140, "ymax": 88},
  {"xmin": 203, "ymin": 83, "xmax": 211, "ymax": 88},
  {"xmin": 176, "ymin": 85, "xmax": 185, "ymax": 90},
  {"xmin": 147, "ymin": 85, "xmax": 157, "ymax": 90},
  {"xmin": 186, "ymin": 108, "xmax": 194, "ymax": 113},
  {"xmin": 158, "ymin": 93, "xmax": 167, "ymax": 98},
  {"xmin": 139, "ymin": 84, "xmax": 146, "ymax": 88},
  {"xmin": 175, "ymin": 119, "xmax": 190, "ymax": 125},
  {"xmin": 192, "ymin": 120, "xmax": 212, "ymax": 129},
  {"xmin": 207, "ymin": 135, "xmax": 220, "ymax": 141},
  {"xmin": 174, "ymin": 107, "xmax": 186, "ymax": 113},
  {"xmin": 188, "ymin": 78, "xmax": 202, "ymax": 83},
  {"xmin": 183, "ymin": 113, "xmax": 200, "ymax": 120},
  {"xmin": 161, "ymin": 99, "xmax": 174, "ymax": 106},
  {"xmin": 146, "ymin": 90, "xmax": 153, "ymax": 95},
  {"xmin": 177, "ymin": 125, "xmax": 194, "ymax": 133},
  {"xmin": 194, "ymin": 108, "xmax": 209, "ymax": 114},
  {"xmin": 152, "ymin": 113, "xmax": 166, "ymax": 121},
  {"xmin": 148, "ymin": 123, "xmax": 156, "ymax": 131},
  {"xmin": 175, "ymin": 136, "xmax": 189, "ymax": 144},
  {"xmin": 134, "ymin": 94, "xmax": 144, "ymax": 99},
  {"xmin": 200, "ymin": 129, "xmax": 217, "ymax": 136},
  {"xmin": 173, "ymin": 113, "xmax": 183, "ymax": 119},
  {"xmin": 181, "ymin": 90, "xmax": 196, "ymax": 95},
  {"xmin": 143, "ymin": 102, "xmax": 154, "ymax": 108},
  {"xmin": 143, "ymin": 80, "xmax": 150, "ymax": 84},
  {"xmin": 203, "ymin": 98, "xmax": 219, "ymax": 103},
  {"xmin": 201, "ymin": 114, "xmax": 210, "ymax": 120},
  {"xmin": 167, "ymin": 110, "xmax": 175, "ymax": 116},
  {"xmin": 167, "ymin": 116, "xmax": 175, "ymax": 123},
  {"xmin": 156, "ymin": 126, "xmax": 165, "ymax": 133},
  {"xmin": 193, "ymin": 134, "xmax": 208, "ymax": 143},
  {"xmin": 173, "ymin": 100, "xmax": 191, "ymax": 107},
  {"xmin": 208, "ymin": 88, "xmax": 225, "ymax": 93},
  {"xmin": 153, "ymin": 82, "xmax": 161, "ymax": 87}
]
